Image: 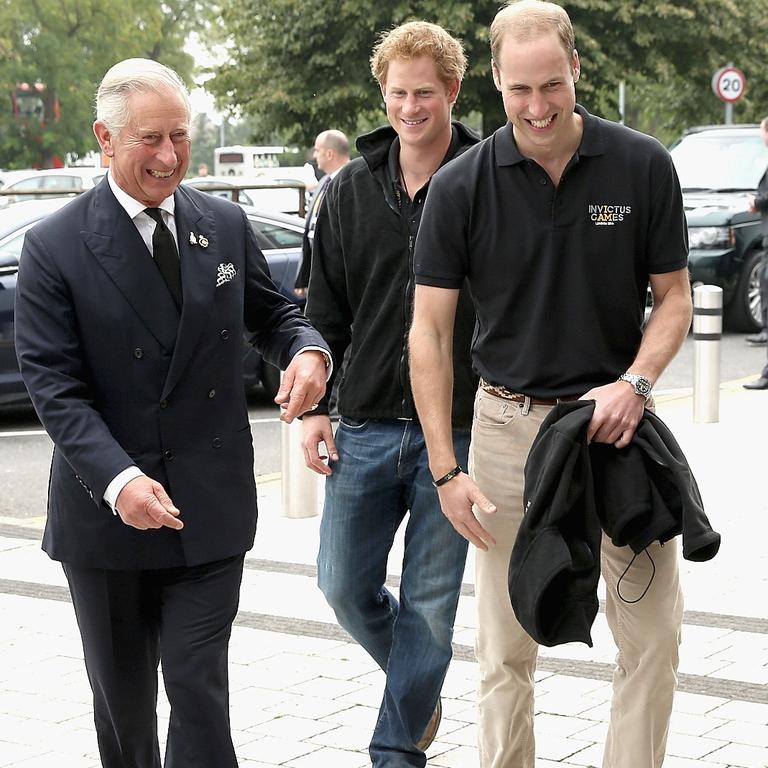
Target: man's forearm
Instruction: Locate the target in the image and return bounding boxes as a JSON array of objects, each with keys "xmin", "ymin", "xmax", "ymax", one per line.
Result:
[
  {"xmin": 631, "ymin": 284, "xmax": 693, "ymax": 381},
  {"xmin": 409, "ymin": 327, "xmax": 458, "ymax": 478}
]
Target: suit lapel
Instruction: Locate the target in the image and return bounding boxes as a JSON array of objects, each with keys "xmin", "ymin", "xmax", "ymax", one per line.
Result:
[
  {"xmin": 81, "ymin": 183, "xmax": 179, "ymax": 353},
  {"xmin": 162, "ymin": 187, "xmax": 219, "ymax": 399},
  {"xmin": 309, "ymin": 174, "xmax": 330, "ymax": 222}
]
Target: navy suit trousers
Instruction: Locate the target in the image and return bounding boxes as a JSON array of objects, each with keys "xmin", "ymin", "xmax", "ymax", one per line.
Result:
[{"xmin": 63, "ymin": 554, "xmax": 245, "ymax": 768}]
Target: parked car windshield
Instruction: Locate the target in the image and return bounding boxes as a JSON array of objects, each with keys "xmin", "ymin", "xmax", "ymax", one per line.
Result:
[
  {"xmin": 251, "ymin": 219, "xmax": 304, "ymax": 249},
  {"xmin": 670, "ymin": 130, "xmax": 768, "ymax": 192}
]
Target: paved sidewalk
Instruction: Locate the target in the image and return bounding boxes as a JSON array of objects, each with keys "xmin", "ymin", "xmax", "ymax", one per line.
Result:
[{"xmin": 0, "ymin": 385, "xmax": 767, "ymax": 767}]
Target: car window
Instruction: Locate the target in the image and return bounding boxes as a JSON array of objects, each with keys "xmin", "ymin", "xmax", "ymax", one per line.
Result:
[
  {"xmin": 671, "ymin": 133, "xmax": 768, "ymax": 191},
  {"xmin": 188, "ymin": 182, "xmax": 255, "ymax": 207},
  {"xmin": 8, "ymin": 177, "xmax": 44, "ymax": 191},
  {"xmin": 208, "ymin": 188, "xmax": 235, "ymax": 201},
  {"xmin": 248, "ymin": 217, "xmax": 303, "ymax": 250},
  {"xmin": 42, "ymin": 175, "xmax": 80, "ymax": 190},
  {"xmin": 0, "ymin": 230, "xmax": 27, "ymax": 263},
  {"xmin": 238, "ymin": 191, "xmax": 255, "ymax": 206}
]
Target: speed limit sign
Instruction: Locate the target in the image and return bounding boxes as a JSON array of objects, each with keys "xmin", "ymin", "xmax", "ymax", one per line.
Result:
[{"xmin": 711, "ymin": 66, "xmax": 746, "ymax": 103}]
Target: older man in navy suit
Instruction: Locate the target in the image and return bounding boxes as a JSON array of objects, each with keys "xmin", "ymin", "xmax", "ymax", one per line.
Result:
[{"xmin": 14, "ymin": 58, "xmax": 330, "ymax": 768}]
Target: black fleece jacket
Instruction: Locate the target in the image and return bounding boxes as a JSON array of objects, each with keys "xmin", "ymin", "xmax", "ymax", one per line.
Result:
[
  {"xmin": 509, "ymin": 400, "xmax": 720, "ymax": 648},
  {"xmin": 305, "ymin": 122, "xmax": 480, "ymax": 427}
]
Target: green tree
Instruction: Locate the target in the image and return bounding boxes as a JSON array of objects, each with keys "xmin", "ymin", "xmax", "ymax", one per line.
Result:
[
  {"xmin": 0, "ymin": 0, "xmax": 206, "ymax": 169},
  {"xmin": 205, "ymin": 0, "xmax": 503, "ymax": 143},
  {"xmin": 190, "ymin": 112, "xmax": 219, "ymax": 174},
  {"xmin": 205, "ymin": 0, "xmax": 768, "ymax": 145},
  {"xmin": 566, "ymin": 0, "xmax": 768, "ymax": 141}
]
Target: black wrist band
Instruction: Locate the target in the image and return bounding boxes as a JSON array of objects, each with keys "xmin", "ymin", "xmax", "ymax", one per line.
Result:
[{"xmin": 432, "ymin": 465, "xmax": 463, "ymax": 488}]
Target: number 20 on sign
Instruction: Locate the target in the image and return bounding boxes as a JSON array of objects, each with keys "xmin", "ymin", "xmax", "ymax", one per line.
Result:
[{"xmin": 711, "ymin": 66, "xmax": 746, "ymax": 103}]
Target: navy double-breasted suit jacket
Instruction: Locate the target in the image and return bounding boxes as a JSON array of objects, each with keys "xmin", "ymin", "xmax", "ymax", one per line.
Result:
[{"xmin": 15, "ymin": 179, "xmax": 329, "ymax": 570}]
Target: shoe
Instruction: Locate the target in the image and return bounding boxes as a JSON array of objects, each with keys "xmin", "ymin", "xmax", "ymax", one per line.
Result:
[
  {"xmin": 743, "ymin": 377, "xmax": 768, "ymax": 390},
  {"xmin": 416, "ymin": 699, "xmax": 442, "ymax": 752},
  {"xmin": 746, "ymin": 331, "xmax": 768, "ymax": 345}
]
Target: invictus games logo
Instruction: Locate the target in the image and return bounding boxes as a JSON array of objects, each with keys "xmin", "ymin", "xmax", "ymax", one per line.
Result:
[{"xmin": 589, "ymin": 204, "xmax": 632, "ymax": 226}]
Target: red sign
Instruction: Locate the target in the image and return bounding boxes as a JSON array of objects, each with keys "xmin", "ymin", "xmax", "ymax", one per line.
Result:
[{"xmin": 711, "ymin": 67, "xmax": 746, "ymax": 103}]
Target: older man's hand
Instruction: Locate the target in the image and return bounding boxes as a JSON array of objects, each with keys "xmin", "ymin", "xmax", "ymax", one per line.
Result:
[
  {"xmin": 274, "ymin": 350, "xmax": 328, "ymax": 423},
  {"xmin": 115, "ymin": 476, "xmax": 183, "ymax": 530}
]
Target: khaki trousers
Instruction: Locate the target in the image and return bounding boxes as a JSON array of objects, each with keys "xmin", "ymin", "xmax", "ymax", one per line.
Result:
[{"xmin": 470, "ymin": 389, "xmax": 684, "ymax": 768}]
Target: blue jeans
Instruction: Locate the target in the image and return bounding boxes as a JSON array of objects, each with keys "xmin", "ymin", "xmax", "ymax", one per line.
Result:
[{"xmin": 317, "ymin": 418, "xmax": 470, "ymax": 768}]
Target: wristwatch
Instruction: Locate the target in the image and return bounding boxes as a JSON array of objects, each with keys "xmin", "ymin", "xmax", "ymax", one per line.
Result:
[{"xmin": 618, "ymin": 372, "xmax": 653, "ymax": 399}]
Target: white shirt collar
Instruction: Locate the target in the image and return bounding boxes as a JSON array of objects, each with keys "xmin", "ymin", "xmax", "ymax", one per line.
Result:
[{"xmin": 107, "ymin": 170, "xmax": 176, "ymax": 221}]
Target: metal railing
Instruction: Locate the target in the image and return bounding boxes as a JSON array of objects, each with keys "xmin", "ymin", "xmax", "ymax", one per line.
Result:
[
  {"xmin": 183, "ymin": 182, "xmax": 308, "ymax": 217},
  {"xmin": 0, "ymin": 188, "xmax": 85, "ymax": 198},
  {"xmin": 0, "ymin": 181, "xmax": 308, "ymax": 216}
]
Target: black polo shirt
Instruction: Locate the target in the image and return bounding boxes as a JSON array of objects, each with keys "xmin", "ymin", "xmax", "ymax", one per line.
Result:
[{"xmin": 414, "ymin": 105, "xmax": 688, "ymax": 399}]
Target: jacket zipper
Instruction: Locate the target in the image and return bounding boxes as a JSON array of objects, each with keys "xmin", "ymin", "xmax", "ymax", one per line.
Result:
[{"xmin": 399, "ymin": 233, "xmax": 416, "ymax": 417}]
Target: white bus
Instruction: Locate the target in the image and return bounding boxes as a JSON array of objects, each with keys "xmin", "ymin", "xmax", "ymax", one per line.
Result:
[{"xmin": 214, "ymin": 145, "xmax": 286, "ymax": 176}]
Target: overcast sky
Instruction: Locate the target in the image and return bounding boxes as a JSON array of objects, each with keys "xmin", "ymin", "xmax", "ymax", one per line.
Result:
[{"xmin": 185, "ymin": 33, "xmax": 224, "ymax": 120}]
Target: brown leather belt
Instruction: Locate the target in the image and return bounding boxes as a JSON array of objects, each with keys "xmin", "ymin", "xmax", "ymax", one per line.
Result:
[{"xmin": 480, "ymin": 378, "xmax": 581, "ymax": 406}]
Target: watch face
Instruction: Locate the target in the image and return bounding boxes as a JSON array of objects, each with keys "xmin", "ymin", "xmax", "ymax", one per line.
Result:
[
  {"xmin": 620, "ymin": 373, "xmax": 652, "ymax": 396},
  {"xmin": 635, "ymin": 377, "xmax": 652, "ymax": 396},
  {"xmin": 635, "ymin": 376, "xmax": 651, "ymax": 397}
]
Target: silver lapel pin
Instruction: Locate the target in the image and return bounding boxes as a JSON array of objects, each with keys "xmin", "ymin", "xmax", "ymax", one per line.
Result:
[
  {"xmin": 198, "ymin": 235, "xmax": 209, "ymax": 248},
  {"xmin": 189, "ymin": 232, "xmax": 197, "ymax": 245}
]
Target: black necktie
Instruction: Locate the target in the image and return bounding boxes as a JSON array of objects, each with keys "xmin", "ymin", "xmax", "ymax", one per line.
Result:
[{"xmin": 144, "ymin": 208, "xmax": 182, "ymax": 310}]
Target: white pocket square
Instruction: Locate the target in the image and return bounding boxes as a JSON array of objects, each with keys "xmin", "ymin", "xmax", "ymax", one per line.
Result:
[{"xmin": 216, "ymin": 262, "xmax": 237, "ymax": 287}]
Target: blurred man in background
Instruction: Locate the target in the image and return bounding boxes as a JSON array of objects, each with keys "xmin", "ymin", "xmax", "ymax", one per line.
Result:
[{"xmin": 294, "ymin": 129, "xmax": 349, "ymax": 296}]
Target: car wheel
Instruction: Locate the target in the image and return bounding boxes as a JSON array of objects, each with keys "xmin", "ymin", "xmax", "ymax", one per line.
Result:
[
  {"xmin": 727, "ymin": 249, "xmax": 763, "ymax": 333},
  {"xmin": 260, "ymin": 362, "xmax": 282, "ymax": 400}
]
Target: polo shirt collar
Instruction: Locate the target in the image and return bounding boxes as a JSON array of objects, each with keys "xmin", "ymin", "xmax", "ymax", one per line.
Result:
[{"xmin": 495, "ymin": 104, "xmax": 606, "ymax": 167}]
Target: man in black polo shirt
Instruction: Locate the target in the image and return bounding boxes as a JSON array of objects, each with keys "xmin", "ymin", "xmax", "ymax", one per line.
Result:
[{"xmin": 409, "ymin": 2, "xmax": 692, "ymax": 767}]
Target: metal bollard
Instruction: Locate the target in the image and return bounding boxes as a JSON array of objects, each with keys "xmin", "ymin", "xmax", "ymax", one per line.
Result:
[
  {"xmin": 692, "ymin": 285, "xmax": 723, "ymax": 423},
  {"xmin": 281, "ymin": 415, "xmax": 319, "ymax": 518}
]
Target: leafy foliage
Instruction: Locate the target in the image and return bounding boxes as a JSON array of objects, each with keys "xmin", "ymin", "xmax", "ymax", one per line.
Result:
[
  {"xmin": 567, "ymin": 0, "xmax": 768, "ymax": 142},
  {"xmin": 0, "ymin": 0, "xmax": 203, "ymax": 169},
  {"xmin": 205, "ymin": 0, "xmax": 505, "ymax": 143},
  {"xmin": 205, "ymin": 0, "xmax": 768, "ymax": 146}
]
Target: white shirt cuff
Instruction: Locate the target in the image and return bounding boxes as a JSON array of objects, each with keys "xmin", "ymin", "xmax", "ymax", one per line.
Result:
[
  {"xmin": 293, "ymin": 346, "xmax": 333, "ymax": 381},
  {"xmin": 104, "ymin": 467, "xmax": 144, "ymax": 514}
]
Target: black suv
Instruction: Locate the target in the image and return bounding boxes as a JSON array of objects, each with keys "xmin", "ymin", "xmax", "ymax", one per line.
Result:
[{"xmin": 669, "ymin": 125, "xmax": 768, "ymax": 331}]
